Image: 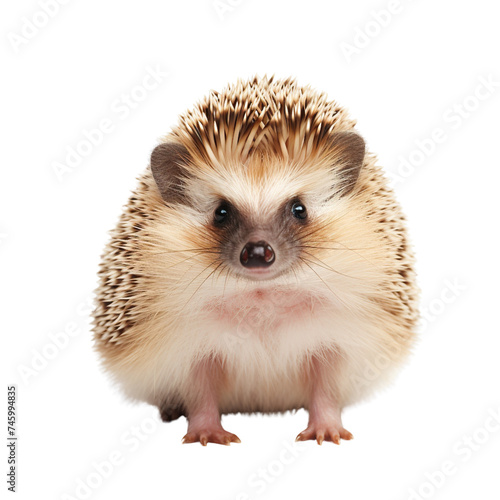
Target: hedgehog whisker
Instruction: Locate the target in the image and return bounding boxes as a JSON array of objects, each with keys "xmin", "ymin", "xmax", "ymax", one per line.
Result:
[
  {"xmin": 222, "ymin": 266, "xmax": 231, "ymax": 300},
  {"xmin": 299, "ymin": 257, "xmax": 349, "ymax": 309},
  {"xmin": 148, "ymin": 252, "xmax": 207, "ymax": 272},
  {"xmin": 305, "ymin": 241, "xmax": 379, "ymax": 251},
  {"xmin": 298, "ymin": 244, "xmax": 345, "ymax": 251},
  {"xmin": 291, "ymin": 264, "xmax": 300, "ymax": 289},
  {"xmin": 215, "ymin": 262, "xmax": 227, "ymax": 282},
  {"xmin": 181, "ymin": 261, "xmax": 224, "ymax": 312},
  {"xmin": 298, "ymin": 220, "xmax": 335, "ymax": 240},
  {"xmin": 300, "ymin": 251, "xmax": 359, "ymax": 280},
  {"xmin": 299, "ymin": 240, "xmax": 382, "ymax": 271},
  {"xmin": 178, "ymin": 258, "xmax": 220, "ymax": 291},
  {"xmin": 180, "ymin": 252, "xmax": 220, "ymax": 284},
  {"xmin": 273, "ymin": 218, "xmax": 293, "ymax": 241},
  {"xmin": 149, "ymin": 247, "xmax": 221, "ymax": 256},
  {"xmin": 315, "ymin": 240, "xmax": 382, "ymax": 270}
]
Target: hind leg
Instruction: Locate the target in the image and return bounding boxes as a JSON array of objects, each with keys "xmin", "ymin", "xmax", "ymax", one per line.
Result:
[
  {"xmin": 159, "ymin": 402, "xmax": 185, "ymax": 423},
  {"xmin": 296, "ymin": 350, "xmax": 353, "ymax": 445},
  {"xmin": 181, "ymin": 358, "xmax": 240, "ymax": 446}
]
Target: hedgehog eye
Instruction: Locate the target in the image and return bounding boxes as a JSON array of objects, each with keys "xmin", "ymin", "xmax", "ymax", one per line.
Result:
[
  {"xmin": 214, "ymin": 203, "xmax": 230, "ymax": 224},
  {"xmin": 291, "ymin": 201, "xmax": 307, "ymax": 220}
]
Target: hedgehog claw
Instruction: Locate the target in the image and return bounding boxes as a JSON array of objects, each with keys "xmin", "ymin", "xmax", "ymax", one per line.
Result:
[
  {"xmin": 296, "ymin": 423, "xmax": 353, "ymax": 445},
  {"xmin": 182, "ymin": 428, "xmax": 240, "ymax": 446}
]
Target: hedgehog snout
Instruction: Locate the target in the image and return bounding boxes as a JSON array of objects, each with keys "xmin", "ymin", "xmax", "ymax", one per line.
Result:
[{"xmin": 240, "ymin": 240, "xmax": 275, "ymax": 268}]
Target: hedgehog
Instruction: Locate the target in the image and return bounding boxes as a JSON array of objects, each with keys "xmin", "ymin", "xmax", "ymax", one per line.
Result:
[{"xmin": 92, "ymin": 75, "xmax": 419, "ymax": 446}]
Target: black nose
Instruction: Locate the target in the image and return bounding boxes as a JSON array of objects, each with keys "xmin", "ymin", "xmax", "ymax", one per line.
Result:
[{"xmin": 240, "ymin": 241, "xmax": 275, "ymax": 268}]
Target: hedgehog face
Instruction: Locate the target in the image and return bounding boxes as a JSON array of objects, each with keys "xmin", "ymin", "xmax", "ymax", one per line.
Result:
[
  {"xmin": 148, "ymin": 76, "xmax": 370, "ymax": 284},
  {"xmin": 205, "ymin": 194, "xmax": 308, "ymax": 281},
  {"xmin": 150, "ymin": 133, "xmax": 365, "ymax": 282}
]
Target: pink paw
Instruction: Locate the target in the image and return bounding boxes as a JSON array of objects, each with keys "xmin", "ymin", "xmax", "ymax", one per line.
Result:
[
  {"xmin": 182, "ymin": 427, "xmax": 241, "ymax": 446},
  {"xmin": 296, "ymin": 423, "xmax": 353, "ymax": 445}
]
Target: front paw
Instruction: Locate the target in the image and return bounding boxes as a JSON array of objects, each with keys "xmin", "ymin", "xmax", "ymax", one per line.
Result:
[
  {"xmin": 296, "ymin": 423, "xmax": 353, "ymax": 445},
  {"xmin": 182, "ymin": 427, "xmax": 241, "ymax": 446}
]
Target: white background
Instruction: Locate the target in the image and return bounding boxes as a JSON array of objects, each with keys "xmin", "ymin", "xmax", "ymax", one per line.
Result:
[{"xmin": 2, "ymin": 0, "xmax": 500, "ymax": 499}]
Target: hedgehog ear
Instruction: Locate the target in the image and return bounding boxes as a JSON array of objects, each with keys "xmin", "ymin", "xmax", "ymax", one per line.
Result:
[
  {"xmin": 150, "ymin": 142, "xmax": 191, "ymax": 204},
  {"xmin": 329, "ymin": 131, "xmax": 365, "ymax": 196}
]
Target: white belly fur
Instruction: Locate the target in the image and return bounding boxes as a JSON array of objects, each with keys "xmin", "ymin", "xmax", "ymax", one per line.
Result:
[{"xmin": 110, "ymin": 285, "xmax": 408, "ymax": 415}]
